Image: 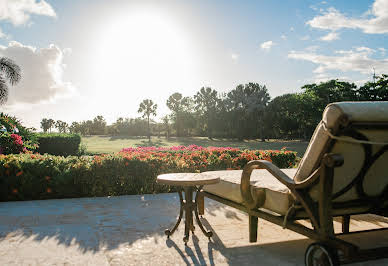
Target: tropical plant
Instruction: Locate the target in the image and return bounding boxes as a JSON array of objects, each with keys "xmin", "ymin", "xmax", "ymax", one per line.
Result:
[
  {"xmin": 47, "ymin": 119, "xmax": 55, "ymax": 133},
  {"xmin": 0, "ymin": 57, "xmax": 21, "ymax": 105},
  {"xmin": 138, "ymin": 99, "xmax": 157, "ymax": 141}
]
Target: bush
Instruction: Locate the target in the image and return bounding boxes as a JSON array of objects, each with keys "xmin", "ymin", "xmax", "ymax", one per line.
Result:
[
  {"xmin": 36, "ymin": 133, "xmax": 81, "ymax": 156},
  {"xmin": 0, "ymin": 113, "xmax": 38, "ymax": 154},
  {"xmin": 0, "ymin": 145, "xmax": 297, "ymax": 201}
]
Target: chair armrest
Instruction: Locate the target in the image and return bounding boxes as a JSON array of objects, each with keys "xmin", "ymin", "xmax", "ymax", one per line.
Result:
[{"xmin": 240, "ymin": 160, "xmax": 295, "ymax": 209}]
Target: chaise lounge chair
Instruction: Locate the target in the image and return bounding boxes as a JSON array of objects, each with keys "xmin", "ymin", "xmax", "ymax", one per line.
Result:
[{"xmin": 198, "ymin": 101, "xmax": 388, "ymax": 265}]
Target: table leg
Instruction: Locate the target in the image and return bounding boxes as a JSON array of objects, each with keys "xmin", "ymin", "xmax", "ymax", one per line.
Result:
[
  {"xmin": 183, "ymin": 186, "xmax": 194, "ymax": 244},
  {"xmin": 165, "ymin": 186, "xmax": 213, "ymax": 244},
  {"xmin": 194, "ymin": 187, "xmax": 213, "ymax": 239},
  {"xmin": 165, "ymin": 189, "xmax": 184, "ymax": 238}
]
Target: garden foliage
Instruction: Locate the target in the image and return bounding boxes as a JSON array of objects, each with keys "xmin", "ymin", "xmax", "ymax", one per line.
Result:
[
  {"xmin": 36, "ymin": 133, "xmax": 81, "ymax": 156},
  {"xmin": 0, "ymin": 145, "xmax": 297, "ymax": 201},
  {"xmin": 0, "ymin": 113, "xmax": 38, "ymax": 154}
]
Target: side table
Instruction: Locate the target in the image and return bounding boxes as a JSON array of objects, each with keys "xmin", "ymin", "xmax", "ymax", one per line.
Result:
[{"xmin": 157, "ymin": 173, "xmax": 220, "ymax": 244}]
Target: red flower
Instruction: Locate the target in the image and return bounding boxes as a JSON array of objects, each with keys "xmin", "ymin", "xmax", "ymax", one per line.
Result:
[
  {"xmin": 16, "ymin": 171, "xmax": 23, "ymax": 176},
  {"xmin": 10, "ymin": 134, "xmax": 23, "ymax": 146}
]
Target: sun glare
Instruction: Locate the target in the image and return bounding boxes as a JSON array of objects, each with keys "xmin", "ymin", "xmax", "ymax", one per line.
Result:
[{"xmin": 90, "ymin": 10, "xmax": 198, "ymax": 111}]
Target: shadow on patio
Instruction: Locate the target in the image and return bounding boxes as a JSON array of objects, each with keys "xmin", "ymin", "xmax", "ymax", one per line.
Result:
[{"xmin": 1, "ymin": 194, "xmax": 388, "ymax": 265}]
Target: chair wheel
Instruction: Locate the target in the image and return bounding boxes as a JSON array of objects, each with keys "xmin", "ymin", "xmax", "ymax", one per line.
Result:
[{"xmin": 305, "ymin": 242, "xmax": 339, "ymax": 266}]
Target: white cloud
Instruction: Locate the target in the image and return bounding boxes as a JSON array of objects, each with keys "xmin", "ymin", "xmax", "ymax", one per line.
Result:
[
  {"xmin": 320, "ymin": 31, "xmax": 339, "ymax": 41},
  {"xmin": 300, "ymin": 35, "xmax": 310, "ymax": 41},
  {"xmin": 378, "ymin": 47, "xmax": 386, "ymax": 56},
  {"xmin": 231, "ymin": 53, "xmax": 239, "ymax": 60},
  {"xmin": 281, "ymin": 34, "xmax": 287, "ymax": 40},
  {"xmin": 306, "ymin": 45, "xmax": 320, "ymax": 52},
  {"xmin": 0, "ymin": 0, "xmax": 56, "ymax": 26},
  {"xmin": 288, "ymin": 46, "xmax": 388, "ymax": 75},
  {"xmin": 260, "ymin": 41, "xmax": 276, "ymax": 51},
  {"xmin": 355, "ymin": 46, "xmax": 375, "ymax": 54},
  {"xmin": 290, "ymin": 27, "xmax": 295, "ymax": 31},
  {"xmin": 307, "ymin": 0, "xmax": 388, "ymax": 34},
  {"xmin": 0, "ymin": 41, "xmax": 75, "ymax": 105}
]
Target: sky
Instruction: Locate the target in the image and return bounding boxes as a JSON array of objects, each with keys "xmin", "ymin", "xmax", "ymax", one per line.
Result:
[{"xmin": 0, "ymin": 0, "xmax": 387, "ymax": 129}]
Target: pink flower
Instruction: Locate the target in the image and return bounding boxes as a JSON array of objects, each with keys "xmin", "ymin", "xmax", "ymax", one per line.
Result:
[{"xmin": 10, "ymin": 134, "xmax": 23, "ymax": 146}]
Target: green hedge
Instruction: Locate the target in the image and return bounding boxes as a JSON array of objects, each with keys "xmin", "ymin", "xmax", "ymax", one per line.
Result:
[
  {"xmin": 0, "ymin": 148, "xmax": 297, "ymax": 201},
  {"xmin": 36, "ymin": 133, "xmax": 81, "ymax": 156}
]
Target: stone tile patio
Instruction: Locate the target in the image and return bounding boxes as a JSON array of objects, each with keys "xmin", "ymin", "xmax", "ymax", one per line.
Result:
[{"xmin": 1, "ymin": 193, "xmax": 388, "ymax": 265}]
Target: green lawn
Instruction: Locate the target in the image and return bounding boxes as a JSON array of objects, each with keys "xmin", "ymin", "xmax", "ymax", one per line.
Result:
[{"xmin": 82, "ymin": 136, "xmax": 309, "ymax": 157}]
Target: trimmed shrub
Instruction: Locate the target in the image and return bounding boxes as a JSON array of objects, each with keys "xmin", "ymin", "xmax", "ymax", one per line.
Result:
[
  {"xmin": 0, "ymin": 146, "xmax": 297, "ymax": 201},
  {"xmin": 36, "ymin": 133, "xmax": 81, "ymax": 156},
  {"xmin": 0, "ymin": 113, "xmax": 38, "ymax": 154}
]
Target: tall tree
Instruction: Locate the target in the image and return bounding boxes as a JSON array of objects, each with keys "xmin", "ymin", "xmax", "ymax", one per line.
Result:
[
  {"xmin": 40, "ymin": 118, "xmax": 50, "ymax": 133},
  {"xmin": 91, "ymin": 115, "xmax": 106, "ymax": 135},
  {"xmin": 358, "ymin": 74, "xmax": 388, "ymax": 101},
  {"xmin": 55, "ymin": 120, "xmax": 68, "ymax": 133},
  {"xmin": 162, "ymin": 115, "xmax": 170, "ymax": 139},
  {"xmin": 166, "ymin": 93, "xmax": 185, "ymax": 137},
  {"xmin": 226, "ymin": 83, "xmax": 270, "ymax": 139},
  {"xmin": 0, "ymin": 57, "xmax": 21, "ymax": 105},
  {"xmin": 138, "ymin": 99, "xmax": 157, "ymax": 141},
  {"xmin": 47, "ymin": 119, "xmax": 55, "ymax": 133},
  {"xmin": 194, "ymin": 87, "xmax": 220, "ymax": 139}
]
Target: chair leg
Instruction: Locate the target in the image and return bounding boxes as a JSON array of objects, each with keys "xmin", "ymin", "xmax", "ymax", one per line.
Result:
[
  {"xmin": 342, "ymin": 215, "xmax": 350, "ymax": 233},
  {"xmin": 249, "ymin": 215, "xmax": 258, "ymax": 242},
  {"xmin": 197, "ymin": 193, "xmax": 205, "ymax": 215}
]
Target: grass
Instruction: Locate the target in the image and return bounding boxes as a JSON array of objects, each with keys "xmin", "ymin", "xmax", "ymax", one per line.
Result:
[{"xmin": 82, "ymin": 135, "xmax": 309, "ymax": 157}]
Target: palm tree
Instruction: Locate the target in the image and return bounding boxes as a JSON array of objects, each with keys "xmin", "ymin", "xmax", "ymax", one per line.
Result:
[
  {"xmin": 138, "ymin": 99, "xmax": 157, "ymax": 142},
  {"xmin": 47, "ymin": 119, "xmax": 55, "ymax": 133},
  {"xmin": 0, "ymin": 57, "xmax": 21, "ymax": 105}
]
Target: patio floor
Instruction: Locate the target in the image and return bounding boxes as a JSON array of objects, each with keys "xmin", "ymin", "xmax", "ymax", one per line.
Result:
[{"xmin": 1, "ymin": 194, "xmax": 388, "ymax": 265}]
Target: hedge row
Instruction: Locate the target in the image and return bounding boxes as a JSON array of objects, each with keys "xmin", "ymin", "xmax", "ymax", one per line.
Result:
[
  {"xmin": 0, "ymin": 146, "xmax": 297, "ymax": 201},
  {"xmin": 36, "ymin": 133, "xmax": 81, "ymax": 156}
]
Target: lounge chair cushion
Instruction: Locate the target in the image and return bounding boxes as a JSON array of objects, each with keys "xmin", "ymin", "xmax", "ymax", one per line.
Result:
[
  {"xmin": 294, "ymin": 101, "xmax": 388, "ymax": 182},
  {"xmin": 203, "ymin": 169, "xmax": 297, "ymax": 215}
]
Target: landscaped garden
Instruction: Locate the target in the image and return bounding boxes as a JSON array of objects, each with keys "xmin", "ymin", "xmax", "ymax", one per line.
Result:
[
  {"xmin": 0, "ymin": 142, "xmax": 297, "ymax": 201},
  {"xmin": 81, "ymin": 135, "xmax": 308, "ymax": 156}
]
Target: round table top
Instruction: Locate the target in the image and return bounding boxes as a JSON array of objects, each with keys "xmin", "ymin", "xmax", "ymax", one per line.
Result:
[{"xmin": 157, "ymin": 173, "xmax": 220, "ymax": 186}]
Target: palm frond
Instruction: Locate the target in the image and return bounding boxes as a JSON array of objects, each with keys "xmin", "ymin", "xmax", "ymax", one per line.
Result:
[
  {"xmin": 0, "ymin": 76, "xmax": 8, "ymax": 105},
  {"xmin": 0, "ymin": 57, "xmax": 21, "ymax": 85}
]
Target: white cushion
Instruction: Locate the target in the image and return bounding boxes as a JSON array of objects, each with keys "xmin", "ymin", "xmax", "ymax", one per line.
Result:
[
  {"xmin": 203, "ymin": 169, "xmax": 297, "ymax": 215},
  {"xmin": 294, "ymin": 101, "xmax": 388, "ymax": 182}
]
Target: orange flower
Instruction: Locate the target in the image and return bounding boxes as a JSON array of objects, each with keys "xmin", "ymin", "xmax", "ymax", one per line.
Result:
[
  {"xmin": 12, "ymin": 188, "xmax": 18, "ymax": 194},
  {"xmin": 16, "ymin": 171, "xmax": 23, "ymax": 177},
  {"xmin": 45, "ymin": 176, "xmax": 51, "ymax": 181},
  {"xmin": 47, "ymin": 188, "xmax": 52, "ymax": 193}
]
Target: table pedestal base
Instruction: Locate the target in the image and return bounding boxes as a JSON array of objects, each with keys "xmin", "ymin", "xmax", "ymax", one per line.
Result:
[{"xmin": 165, "ymin": 186, "xmax": 212, "ymax": 244}]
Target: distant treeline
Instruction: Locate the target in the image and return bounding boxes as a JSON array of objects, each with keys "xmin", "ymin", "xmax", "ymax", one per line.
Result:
[{"xmin": 41, "ymin": 74, "xmax": 388, "ymax": 140}]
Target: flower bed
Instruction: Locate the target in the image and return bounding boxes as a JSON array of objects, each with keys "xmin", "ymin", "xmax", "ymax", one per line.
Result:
[{"xmin": 0, "ymin": 145, "xmax": 297, "ymax": 201}]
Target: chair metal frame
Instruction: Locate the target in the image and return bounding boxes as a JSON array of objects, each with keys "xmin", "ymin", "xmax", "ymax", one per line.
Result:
[{"xmin": 199, "ymin": 122, "xmax": 388, "ymax": 264}]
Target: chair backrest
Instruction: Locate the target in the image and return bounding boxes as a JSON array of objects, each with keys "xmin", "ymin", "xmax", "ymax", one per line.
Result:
[{"xmin": 294, "ymin": 101, "xmax": 388, "ymax": 203}]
